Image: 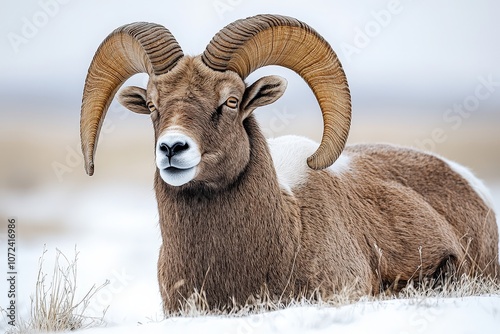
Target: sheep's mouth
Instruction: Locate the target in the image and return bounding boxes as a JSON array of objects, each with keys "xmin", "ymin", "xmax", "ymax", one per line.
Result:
[
  {"xmin": 166, "ymin": 166, "xmax": 184, "ymax": 172},
  {"xmin": 159, "ymin": 166, "xmax": 198, "ymax": 187},
  {"xmin": 165, "ymin": 166, "xmax": 193, "ymax": 174}
]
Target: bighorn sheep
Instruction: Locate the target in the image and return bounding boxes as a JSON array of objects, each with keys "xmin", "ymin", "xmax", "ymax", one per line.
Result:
[{"xmin": 80, "ymin": 15, "xmax": 499, "ymax": 311}]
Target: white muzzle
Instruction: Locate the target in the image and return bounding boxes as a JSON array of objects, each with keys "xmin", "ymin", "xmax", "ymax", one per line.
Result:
[{"xmin": 155, "ymin": 129, "xmax": 201, "ymax": 186}]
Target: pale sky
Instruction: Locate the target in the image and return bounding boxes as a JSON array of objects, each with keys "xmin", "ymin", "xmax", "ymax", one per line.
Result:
[{"xmin": 1, "ymin": 0, "xmax": 499, "ymax": 114}]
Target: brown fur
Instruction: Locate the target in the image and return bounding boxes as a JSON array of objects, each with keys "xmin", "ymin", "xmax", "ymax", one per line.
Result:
[
  {"xmin": 296, "ymin": 145, "xmax": 499, "ymax": 295},
  {"xmin": 118, "ymin": 56, "xmax": 499, "ymax": 312}
]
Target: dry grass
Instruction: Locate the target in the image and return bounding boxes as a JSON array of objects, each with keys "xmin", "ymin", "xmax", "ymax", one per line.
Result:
[
  {"xmin": 165, "ymin": 273, "xmax": 500, "ymax": 319},
  {"xmin": 4, "ymin": 248, "xmax": 499, "ymax": 332},
  {"xmin": 164, "ymin": 241, "xmax": 500, "ymax": 318},
  {"xmin": 7, "ymin": 247, "xmax": 109, "ymax": 333}
]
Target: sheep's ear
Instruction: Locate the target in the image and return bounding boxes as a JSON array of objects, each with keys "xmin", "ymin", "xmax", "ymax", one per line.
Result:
[
  {"xmin": 240, "ymin": 75, "xmax": 287, "ymax": 119},
  {"xmin": 118, "ymin": 86, "xmax": 150, "ymax": 114}
]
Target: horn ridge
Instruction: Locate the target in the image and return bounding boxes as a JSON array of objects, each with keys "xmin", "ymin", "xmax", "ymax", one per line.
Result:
[
  {"xmin": 202, "ymin": 14, "xmax": 351, "ymax": 170},
  {"xmin": 80, "ymin": 22, "xmax": 183, "ymax": 175}
]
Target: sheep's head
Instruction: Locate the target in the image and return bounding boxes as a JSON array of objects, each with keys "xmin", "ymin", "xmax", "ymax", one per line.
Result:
[
  {"xmin": 80, "ymin": 15, "xmax": 351, "ymax": 188},
  {"xmin": 119, "ymin": 56, "xmax": 286, "ymax": 187}
]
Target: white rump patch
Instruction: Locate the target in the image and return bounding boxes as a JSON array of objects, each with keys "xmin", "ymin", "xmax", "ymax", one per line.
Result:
[
  {"xmin": 441, "ymin": 157, "xmax": 495, "ymax": 210},
  {"xmin": 267, "ymin": 135, "xmax": 350, "ymax": 193}
]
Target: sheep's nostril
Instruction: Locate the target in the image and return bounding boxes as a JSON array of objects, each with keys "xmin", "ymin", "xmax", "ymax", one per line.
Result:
[
  {"xmin": 160, "ymin": 143, "xmax": 170, "ymax": 154},
  {"xmin": 160, "ymin": 143, "xmax": 172, "ymax": 157},
  {"xmin": 159, "ymin": 142, "xmax": 188, "ymax": 158},
  {"xmin": 171, "ymin": 142, "xmax": 189, "ymax": 155}
]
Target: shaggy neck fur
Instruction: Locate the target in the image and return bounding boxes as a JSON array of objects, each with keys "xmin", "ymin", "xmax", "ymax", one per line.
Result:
[{"xmin": 155, "ymin": 116, "xmax": 301, "ymax": 311}]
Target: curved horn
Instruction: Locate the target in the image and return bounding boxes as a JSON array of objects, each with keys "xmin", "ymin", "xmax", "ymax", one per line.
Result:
[
  {"xmin": 202, "ymin": 14, "xmax": 351, "ymax": 170},
  {"xmin": 80, "ymin": 22, "xmax": 183, "ymax": 175}
]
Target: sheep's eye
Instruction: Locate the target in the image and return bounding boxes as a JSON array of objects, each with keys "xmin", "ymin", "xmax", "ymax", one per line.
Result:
[
  {"xmin": 147, "ymin": 101, "xmax": 157, "ymax": 112},
  {"xmin": 225, "ymin": 97, "xmax": 239, "ymax": 109}
]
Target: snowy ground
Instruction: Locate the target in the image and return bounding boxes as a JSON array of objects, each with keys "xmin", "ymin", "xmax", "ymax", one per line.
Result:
[
  {"xmin": 1, "ymin": 181, "xmax": 499, "ymax": 333},
  {"xmin": 71, "ymin": 296, "xmax": 500, "ymax": 334},
  {"xmin": 1, "ymin": 120, "xmax": 499, "ymax": 333}
]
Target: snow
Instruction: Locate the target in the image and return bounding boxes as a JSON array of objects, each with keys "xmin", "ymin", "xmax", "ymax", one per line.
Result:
[
  {"xmin": 55, "ymin": 297, "xmax": 500, "ymax": 334},
  {"xmin": 1, "ymin": 182, "xmax": 499, "ymax": 333}
]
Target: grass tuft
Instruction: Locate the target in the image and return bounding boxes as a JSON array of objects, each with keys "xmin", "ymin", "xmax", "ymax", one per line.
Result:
[{"xmin": 7, "ymin": 247, "xmax": 109, "ymax": 333}]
